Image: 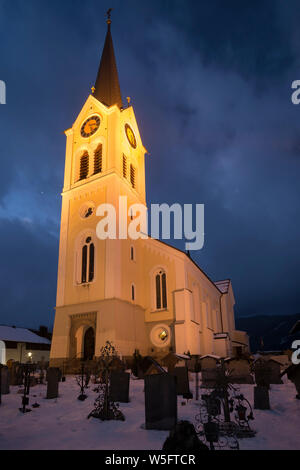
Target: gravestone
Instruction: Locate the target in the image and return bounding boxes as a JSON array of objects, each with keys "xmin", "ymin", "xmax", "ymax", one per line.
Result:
[
  {"xmin": 163, "ymin": 420, "xmax": 209, "ymax": 452},
  {"xmin": 46, "ymin": 367, "xmax": 60, "ymax": 399},
  {"xmin": 201, "ymin": 368, "xmax": 220, "ymax": 388},
  {"xmin": 1, "ymin": 366, "xmax": 10, "ymax": 394},
  {"xmin": 226, "ymin": 358, "xmax": 254, "ymax": 384},
  {"xmin": 200, "ymin": 356, "xmax": 219, "ymax": 370},
  {"xmin": 267, "ymin": 360, "xmax": 283, "ymax": 384},
  {"xmin": 254, "ymin": 386, "xmax": 270, "ymax": 410},
  {"xmin": 254, "ymin": 360, "xmax": 272, "ymax": 388},
  {"xmin": 109, "ymin": 371, "xmax": 130, "ymax": 403},
  {"xmin": 10, "ymin": 363, "xmax": 24, "ymax": 386},
  {"xmin": 171, "ymin": 367, "xmax": 190, "ymax": 395},
  {"xmin": 145, "ymin": 373, "xmax": 177, "ymax": 430}
]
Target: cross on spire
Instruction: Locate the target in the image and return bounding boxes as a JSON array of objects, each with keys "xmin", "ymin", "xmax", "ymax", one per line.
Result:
[{"xmin": 106, "ymin": 8, "xmax": 113, "ymax": 24}]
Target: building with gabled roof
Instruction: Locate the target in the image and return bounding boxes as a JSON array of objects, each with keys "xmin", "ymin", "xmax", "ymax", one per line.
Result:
[
  {"xmin": 0, "ymin": 325, "xmax": 51, "ymax": 364},
  {"xmin": 50, "ymin": 14, "xmax": 249, "ymax": 367}
]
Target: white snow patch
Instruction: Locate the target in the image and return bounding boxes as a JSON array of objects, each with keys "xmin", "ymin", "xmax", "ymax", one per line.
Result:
[{"xmin": 0, "ymin": 375, "xmax": 299, "ymax": 450}]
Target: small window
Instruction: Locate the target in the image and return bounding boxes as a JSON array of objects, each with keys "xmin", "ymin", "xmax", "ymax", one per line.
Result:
[
  {"xmin": 81, "ymin": 237, "xmax": 95, "ymax": 284},
  {"xmin": 79, "ymin": 152, "xmax": 89, "ymax": 181},
  {"xmin": 130, "ymin": 164, "xmax": 136, "ymax": 188},
  {"xmin": 130, "ymin": 246, "xmax": 135, "ymax": 261},
  {"xmin": 81, "ymin": 245, "xmax": 88, "ymax": 283},
  {"xmin": 123, "ymin": 154, "xmax": 127, "ymax": 179},
  {"xmin": 89, "ymin": 243, "xmax": 95, "ymax": 282},
  {"xmin": 155, "ymin": 270, "xmax": 167, "ymax": 310},
  {"xmin": 156, "ymin": 274, "xmax": 161, "ymax": 309},
  {"xmin": 131, "ymin": 284, "xmax": 135, "ymax": 301},
  {"xmin": 94, "ymin": 144, "xmax": 102, "ymax": 174}
]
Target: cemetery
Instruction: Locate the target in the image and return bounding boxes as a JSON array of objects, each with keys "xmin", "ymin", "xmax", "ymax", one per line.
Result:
[
  {"xmin": 1, "ymin": 3, "xmax": 300, "ymax": 455},
  {"xmin": 0, "ymin": 348, "xmax": 299, "ymax": 450}
]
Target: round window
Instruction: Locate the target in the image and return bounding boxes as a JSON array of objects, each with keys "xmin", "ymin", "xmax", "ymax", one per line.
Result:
[
  {"xmin": 150, "ymin": 324, "xmax": 171, "ymax": 348},
  {"xmin": 79, "ymin": 202, "xmax": 95, "ymax": 219}
]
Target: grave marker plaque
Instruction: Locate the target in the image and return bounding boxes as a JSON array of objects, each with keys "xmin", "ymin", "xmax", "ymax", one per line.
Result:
[
  {"xmin": 145, "ymin": 373, "xmax": 177, "ymax": 430},
  {"xmin": 46, "ymin": 367, "xmax": 60, "ymax": 399},
  {"xmin": 171, "ymin": 367, "xmax": 190, "ymax": 396},
  {"xmin": 226, "ymin": 359, "xmax": 254, "ymax": 384},
  {"xmin": 109, "ymin": 371, "xmax": 130, "ymax": 403},
  {"xmin": 267, "ymin": 360, "xmax": 283, "ymax": 384},
  {"xmin": 254, "ymin": 361, "xmax": 271, "ymax": 388},
  {"xmin": 10, "ymin": 363, "xmax": 24, "ymax": 386}
]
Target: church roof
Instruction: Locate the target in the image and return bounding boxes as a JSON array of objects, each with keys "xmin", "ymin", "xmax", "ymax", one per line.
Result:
[
  {"xmin": 214, "ymin": 279, "xmax": 231, "ymax": 294},
  {"xmin": 0, "ymin": 325, "xmax": 51, "ymax": 345},
  {"xmin": 93, "ymin": 17, "xmax": 123, "ymax": 109}
]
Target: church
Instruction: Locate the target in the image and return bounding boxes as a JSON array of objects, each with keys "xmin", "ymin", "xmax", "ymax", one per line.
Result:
[{"xmin": 50, "ymin": 16, "xmax": 249, "ymax": 367}]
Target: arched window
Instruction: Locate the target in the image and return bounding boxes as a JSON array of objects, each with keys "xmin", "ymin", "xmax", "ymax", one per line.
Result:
[
  {"xmin": 93, "ymin": 144, "xmax": 102, "ymax": 175},
  {"xmin": 131, "ymin": 284, "xmax": 135, "ymax": 301},
  {"xmin": 155, "ymin": 270, "xmax": 167, "ymax": 310},
  {"xmin": 130, "ymin": 164, "xmax": 136, "ymax": 188},
  {"xmin": 130, "ymin": 246, "xmax": 135, "ymax": 261},
  {"xmin": 79, "ymin": 152, "xmax": 89, "ymax": 180},
  {"xmin": 81, "ymin": 236, "xmax": 95, "ymax": 283}
]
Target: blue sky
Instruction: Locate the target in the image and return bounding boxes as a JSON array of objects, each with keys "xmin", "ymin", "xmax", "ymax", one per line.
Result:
[{"xmin": 0, "ymin": 0, "xmax": 300, "ymax": 328}]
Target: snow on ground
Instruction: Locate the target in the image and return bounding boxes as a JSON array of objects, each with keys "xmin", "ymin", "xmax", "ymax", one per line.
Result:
[{"xmin": 0, "ymin": 374, "xmax": 299, "ymax": 450}]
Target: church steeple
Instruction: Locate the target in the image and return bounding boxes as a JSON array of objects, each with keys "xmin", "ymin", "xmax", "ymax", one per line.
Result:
[{"xmin": 93, "ymin": 10, "xmax": 123, "ymax": 109}]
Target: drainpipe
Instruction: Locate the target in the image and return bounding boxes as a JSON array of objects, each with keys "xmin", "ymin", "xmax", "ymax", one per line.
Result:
[{"xmin": 219, "ymin": 295, "xmax": 224, "ymax": 333}]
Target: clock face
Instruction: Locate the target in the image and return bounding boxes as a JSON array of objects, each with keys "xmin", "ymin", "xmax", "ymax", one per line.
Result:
[
  {"xmin": 125, "ymin": 123, "xmax": 137, "ymax": 149},
  {"xmin": 81, "ymin": 115, "xmax": 101, "ymax": 138}
]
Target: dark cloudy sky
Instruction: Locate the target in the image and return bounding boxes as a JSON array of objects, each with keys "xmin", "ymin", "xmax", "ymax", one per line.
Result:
[{"xmin": 0, "ymin": 0, "xmax": 300, "ymax": 329}]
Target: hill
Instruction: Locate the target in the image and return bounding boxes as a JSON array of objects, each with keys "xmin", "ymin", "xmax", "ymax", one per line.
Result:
[{"xmin": 235, "ymin": 313, "xmax": 300, "ymax": 352}]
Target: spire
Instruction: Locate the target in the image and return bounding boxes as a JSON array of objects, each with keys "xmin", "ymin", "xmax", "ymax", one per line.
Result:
[{"xmin": 93, "ymin": 10, "xmax": 123, "ymax": 109}]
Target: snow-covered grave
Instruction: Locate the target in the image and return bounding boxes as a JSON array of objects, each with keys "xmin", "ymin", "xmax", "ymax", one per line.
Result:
[{"xmin": 0, "ymin": 374, "xmax": 299, "ymax": 450}]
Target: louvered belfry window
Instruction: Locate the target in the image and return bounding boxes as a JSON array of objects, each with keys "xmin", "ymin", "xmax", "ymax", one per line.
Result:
[
  {"xmin": 79, "ymin": 152, "xmax": 89, "ymax": 180},
  {"xmin": 94, "ymin": 144, "xmax": 102, "ymax": 175},
  {"xmin": 130, "ymin": 164, "xmax": 136, "ymax": 188},
  {"xmin": 123, "ymin": 154, "xmax": 127, "ymax": 179}
]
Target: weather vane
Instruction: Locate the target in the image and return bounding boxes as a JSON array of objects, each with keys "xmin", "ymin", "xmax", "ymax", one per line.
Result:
[{"xmin": 106, "ymin": 8, "xmax": 113, "ymax": 24}]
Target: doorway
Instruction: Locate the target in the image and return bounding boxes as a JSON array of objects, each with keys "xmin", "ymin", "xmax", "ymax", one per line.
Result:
[{"xmin": 83, "ymin": 327, "xmax": 95, "ymax": 360}]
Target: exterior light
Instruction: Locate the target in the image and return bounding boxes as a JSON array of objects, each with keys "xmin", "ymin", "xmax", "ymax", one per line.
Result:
[{"xmin": 159, "ymin": 330, "xmax": 168, "ymax": 341}]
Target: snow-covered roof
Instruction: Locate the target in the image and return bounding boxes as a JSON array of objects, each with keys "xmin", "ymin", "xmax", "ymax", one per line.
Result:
[
  {"xmin": 214, "ymin": 279, "xmax": 231, "ymax": 293},
  {"xmin": 200, "ymin": 354, "xmax": 221, "ymax": 360},
  {"xmin": 0, "ymin": 326, "xmax": 51, "ymax": 345}
]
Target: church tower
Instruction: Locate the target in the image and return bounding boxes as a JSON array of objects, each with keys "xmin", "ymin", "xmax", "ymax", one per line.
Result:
[
  {"xmin": 50, "ymin": 14, "xmax": 149, "ymax": 366},
  {"xmin": 50, "ymin": 13, "xmax": 250, "ymax": 367}
]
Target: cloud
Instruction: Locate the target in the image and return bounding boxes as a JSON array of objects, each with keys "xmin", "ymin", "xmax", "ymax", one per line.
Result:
[{"xmin": 0, "ymin": 217, "xmax": 58, "ymax": 328}]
